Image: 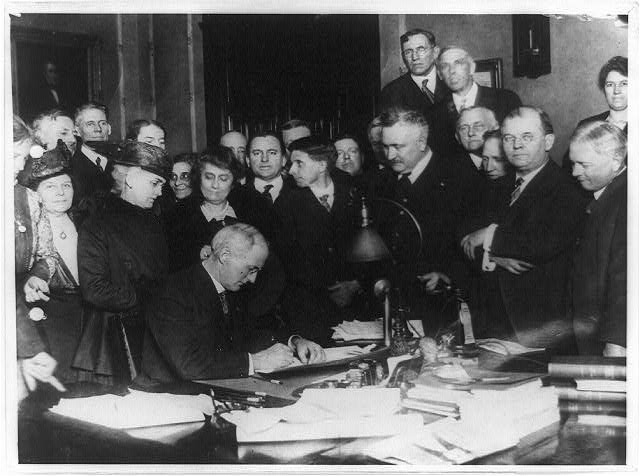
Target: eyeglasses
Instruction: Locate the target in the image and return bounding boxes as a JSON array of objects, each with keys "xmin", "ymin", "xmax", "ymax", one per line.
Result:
[
  {"xmin": 402, "ymin": 46, "xmax": 434, "ymax": 59},
  {"xmin": 604, "ymin": 80, "xmax": 628, "ymax": 89},
  {"xmin": 170, "ymin": 172, "xmax": 191, "ymax": 181},
  {"xmin": 502, "ymin": 133, "xmax": 536, "ymax": 146},
  {"xmin": 337, "ymin": 148, "xmax": 360, "ymax": 159},
  {"xmin": 457, "ymin": 123, "xmax": 487, "ymax": 136}
]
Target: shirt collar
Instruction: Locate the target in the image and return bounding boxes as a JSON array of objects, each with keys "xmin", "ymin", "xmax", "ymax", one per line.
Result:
[
  {"xmin": 515, "ymin": 158, "xmax": 548, "ymax": 190},
  {"xmin": 469, "ymin": 152, "xmax": 483, "ymax": 170},
  {"xmin": 254, "ymin": 175, "xmax": 284, "ymax": 196},
  {"xmin": 309, "ymin": 178, "xmax": 334, "ymax": 199},
  {"xmin": 81, "ymin": 144, "xmax": 106, "ymax": 170},
  {"xmin": 594, "ymin": 166, "xmax": 626, "ymax": 200},
  {"xmin": 202, "ymin": 262, "xmax": 226, "ymax": 294},
  {"xmin": 406, "ymin": 149, "xmax": 433, "ymax": 184},
  {"xmin": 452, "ymin": 81, "xmax": 479, "ymax": 111},
  {"xmin": 411, "ymin": 68, "xmax": 437, "ymax": 92}
]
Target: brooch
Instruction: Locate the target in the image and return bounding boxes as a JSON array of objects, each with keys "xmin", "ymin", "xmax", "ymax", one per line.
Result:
[{"xmin": 28, "ymin": 307, "xmax": 47, "ymax": 322}]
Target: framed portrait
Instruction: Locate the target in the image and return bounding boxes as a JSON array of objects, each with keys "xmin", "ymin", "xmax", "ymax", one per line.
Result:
[
  {"xmin": 473, "ymin": 57, "xmax": 503, "ymax": 88},
  {"xmin": 10, "ymin": 26, "xmax": 102, "ymax": 121}
]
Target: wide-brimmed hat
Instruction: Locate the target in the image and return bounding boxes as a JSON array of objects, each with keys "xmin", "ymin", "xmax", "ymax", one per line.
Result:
[
  {"xmin": 113, "ymin": 140, "xmax": 171, "ymax": 179},
  {"xmin": 20, "ymin": 140, "xmax": 72, "ymax": 190}
]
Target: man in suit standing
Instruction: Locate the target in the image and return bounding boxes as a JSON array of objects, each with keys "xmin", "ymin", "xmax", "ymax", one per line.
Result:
[
  {"xmin": 431, "ymin": 46, "xmax": 522, "ymax": 156},
  {"xmin": 380, "ymin": 29, "xmax": 447, "ymax": 114},
  {"xmin": 136, "ymin": 223, "xmax": 325, "ymax": 385},
  {"xmin": 246, "ymin": 131, "xmax": 294, "ymax": 206},
  {"xmin": 276, "ymin": 136, "xmax": 363, "ymax": 342},
  {"xmin": 71, "ymin": 102, "xmax": 113, "ymax": 204},
  {"xmin": 379, "ymin": 108, "xmax": 481, "ymax": 331},
  {"xmin": 461, "ymin": 107, "xmax": 588, "ymax": 349},
  {"xmin": 568, "ymin": 121, "xmax": 626, "ymax": 357}
]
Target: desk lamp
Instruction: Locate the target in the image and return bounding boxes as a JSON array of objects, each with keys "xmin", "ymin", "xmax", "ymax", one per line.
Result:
[{"xmin": 347, "ymin": 197, "xmax": 422, "ymax": 348}]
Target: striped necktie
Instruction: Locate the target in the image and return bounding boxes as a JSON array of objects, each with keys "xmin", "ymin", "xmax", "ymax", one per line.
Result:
[
  {"xmin": 421, "ymin": 79, "xmax": 435, "ymax": 104},
  {"xmin": 510, "ymin": 177, "xmax": 525, "ymax": 206},
  {"xmin": 318, "ymin": 194, "xmax": 331, "ymax": 212}
]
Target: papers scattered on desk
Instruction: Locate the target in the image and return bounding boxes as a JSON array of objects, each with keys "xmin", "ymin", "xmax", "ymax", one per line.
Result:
[
  {"xmin": 222, "ymin": 387, "xmax": 423, "ymax": 442},
  {"xmin": 331, "ymin": 319, "xmax": 424, "ymax": 341},
  {"xmin": 49, "ymin": 389, "xmax": 214, "ymax": 429}
]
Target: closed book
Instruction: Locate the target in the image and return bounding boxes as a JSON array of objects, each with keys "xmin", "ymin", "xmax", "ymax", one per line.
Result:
[
  {"xmin": 548, "ymin": 356, "xmax": 625, "ymax": 380},
  {"xmin": 556, "ymin": 387, "xmax": 626, "ymax": 402},
  {"xmin": 558, "ymin": 400, "xmax": 626, "ymax": 416}
]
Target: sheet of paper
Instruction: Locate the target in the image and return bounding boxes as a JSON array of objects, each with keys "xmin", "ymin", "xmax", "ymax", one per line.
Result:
[
  {"xmin": 234, "ymin": 414, "xmax": 424, "ymax": 443},
  {"xmin": 49, "ymin": 390, "xmax": 214, "ymax": 429},
  {"xmin": 331, "ymin": 319, "xmax": 424, "ymax": 341}
]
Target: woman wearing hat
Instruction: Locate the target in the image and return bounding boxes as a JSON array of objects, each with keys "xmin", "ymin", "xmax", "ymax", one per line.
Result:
[
  {"xmin": 13, "ymin": 116, "xmax": 65, "ymax": 399},
  {"xmin": 20, "ymin": 140, "xmax": 83, "ymax": 384},
  {"xmin": 73, "ymin": 141, "xmax": 170, "ymax": 385}
]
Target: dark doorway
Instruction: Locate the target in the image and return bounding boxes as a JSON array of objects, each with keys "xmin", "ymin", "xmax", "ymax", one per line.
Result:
[{"xmin": 201, "ymin": 14, "xmax": 380, "ymax": 145}]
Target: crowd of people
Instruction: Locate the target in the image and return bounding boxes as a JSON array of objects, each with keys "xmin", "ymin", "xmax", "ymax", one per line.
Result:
[{"xmin": 13, "ymin": 28, "xmax": 628, "ymax": 399}]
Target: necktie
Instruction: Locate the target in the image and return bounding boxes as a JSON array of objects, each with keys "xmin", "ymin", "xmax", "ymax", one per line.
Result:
[
  {"xmin": 421, "ymin": 79, "xmax": 435, "ymax": 104},
  {"xmin": 262, "ymin": 184, "xmax": 274, "ymax": 204},
  {"xmin": 396, "ymin": 174, "xmax": 412, "ymax": 201},
  {"xmin": 318, "ymin": 194, "xmax": 331, "ymax": 212},
  {"xmin": 218, "ymin": 291, "xmax": 230, "ymax": 318},
  {"xmin": 510, "ymin": 177, "xmax": 525, "ymax": 206},
  {"xmin": 96, "ymin": 156, "xmax": 102, "ymax": 169}
]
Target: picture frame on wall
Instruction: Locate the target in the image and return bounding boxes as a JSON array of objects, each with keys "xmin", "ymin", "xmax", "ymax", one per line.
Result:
[
  {"xmin": 473, "ymin": 57, "xmax": 503, "ymax": 88},
  {"xmin": 10, "ymin": 26, "xmax": 102, "ymax": 122}
]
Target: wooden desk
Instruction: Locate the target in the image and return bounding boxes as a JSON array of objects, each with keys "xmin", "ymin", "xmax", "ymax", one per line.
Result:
[{"xmin": 17, "ymin": 376, "xmax": 626, "ymax": 465}]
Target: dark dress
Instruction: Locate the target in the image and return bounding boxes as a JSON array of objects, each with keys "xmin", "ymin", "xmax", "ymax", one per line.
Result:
[
  {"xmin": 73, "ymin": 194, "xmax": 169, "ymax": 384},
  {"xmin": 27, "ymin": 211, "xmax": 83, "ymax": 383}
]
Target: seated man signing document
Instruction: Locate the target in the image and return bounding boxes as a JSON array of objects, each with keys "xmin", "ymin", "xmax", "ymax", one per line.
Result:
[{"xmin": 136, "ymin": 223, "xmax": 325, "ymax": 386}]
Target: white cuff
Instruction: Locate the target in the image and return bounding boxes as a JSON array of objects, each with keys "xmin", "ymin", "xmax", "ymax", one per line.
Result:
[
  {"xmin": 288, "ymin": 335, "xmax": 301, "ymax": 351},
  {"xmin": 483, "ymin": 224, "xmax": 498, "ymax": 251},
  {"xmin": 248, "ymin": 353, "xmax": 254, "ymax": 375},
  {"xmin": 482, "ymin": 250, "xmax": 496, "ymax": 272}
]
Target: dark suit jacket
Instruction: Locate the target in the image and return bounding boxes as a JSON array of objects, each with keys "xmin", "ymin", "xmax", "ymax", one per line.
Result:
[
  {"xmin": 136, "ymin": 263, "xmax": 287, "ymax": 385},
  {"xmin": 430, "ymin": 85, "xmax": 522, "ymax": 156},
  {"xmin": 378, "ymin": 151, "xmax": 483, "ymax": 279},
  {"xmin": 487, "ymin": 160, "xmax": 589, "ymax": 348},
  {"xmin": 570, "ymin": 171, "xmax": 626, "ymax": 353},
  {"xmin": 379, "ymin": 73, "xmax": 448, "ymax": 113},
  {"xmin": 276, "ymin": 180, "xmax": 356, "ymax": 291},
  {"xmin": 70, "ymin": 145, "xmax": 112, "ymax": 206}
]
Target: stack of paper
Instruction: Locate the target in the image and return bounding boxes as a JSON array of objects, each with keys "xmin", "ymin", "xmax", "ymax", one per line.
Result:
[
  {"xmin": 222, "ymin": 387, "xmax": 423, "ymax": 442},
  {"xmin": 365, "ymin": 374, "xmax": 560, "ymax": 464},
  {"xmin": 49, "ymin": 390, "xmax": 214, "ymax": 429},
  {"xmin": 331, "ymin": 319, "xmax": 424, "ymax": 341}
]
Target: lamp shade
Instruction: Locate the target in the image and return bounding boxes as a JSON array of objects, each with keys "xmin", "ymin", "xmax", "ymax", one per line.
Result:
[{"xmin": 346, "ymin": 226, "xmax": 391, "ymax": 263}]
